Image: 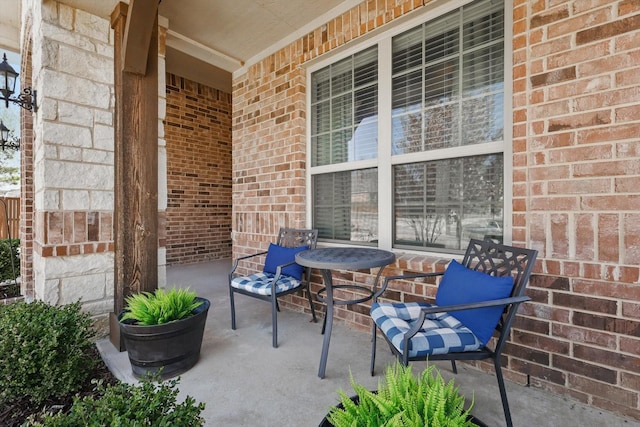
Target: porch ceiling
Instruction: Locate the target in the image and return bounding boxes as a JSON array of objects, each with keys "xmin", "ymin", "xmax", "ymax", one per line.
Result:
[{"xmin": 51, "ymin": 0, "xmax": 357, "ymax": 92}]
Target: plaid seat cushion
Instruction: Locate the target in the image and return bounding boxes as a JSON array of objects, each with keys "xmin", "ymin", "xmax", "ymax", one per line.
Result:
[
  {"xmin": 371, "ymin": 302, "xmax": 482, "ymax": 358},
  {"xmin": 231, "ymin": 272, "xmax": 302, "ymax": 296}
]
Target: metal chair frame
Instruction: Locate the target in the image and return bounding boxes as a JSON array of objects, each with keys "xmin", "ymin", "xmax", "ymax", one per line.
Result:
[
  {"xmin": 370, "ymin": 238, "xmax": 538, "ymax": 427},
  {"xmin": 229, "ymin": 228, "xmax": 318, "ymax": 347}
]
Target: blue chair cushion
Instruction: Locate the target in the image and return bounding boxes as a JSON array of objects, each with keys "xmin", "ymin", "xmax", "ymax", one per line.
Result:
[
  {"xmin": 231, "ymin": 272, "xmax": 302, "ymax": 296},
  {"xmin": 371, "ymin": 302, "xmax": 482, "ymax": 358},
  {"xmin": 435, "ymin": 259, "xmax": 514, "ymax": 345},
  {"xmin": 263, "ymin": 243, "xmax": 309, "ymax": 281}
]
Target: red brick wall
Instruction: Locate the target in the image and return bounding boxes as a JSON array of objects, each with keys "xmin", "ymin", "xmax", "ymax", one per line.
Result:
[
  {"xmin": 165, "ymin": 73, "xmax": 232, "ymax": 264},
  {"xmin": 512, "ymin": 0, "xmax": 640, "ymax": 420},
  {"xmin": 19, "ymin": 35, "xmax": 35, "ymax": 298},
  {"xmin": 232, "ymin": 0, "xmax": 640, "ymax": 421}
]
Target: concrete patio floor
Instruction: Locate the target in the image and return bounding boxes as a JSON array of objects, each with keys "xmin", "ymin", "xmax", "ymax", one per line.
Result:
[{"xmin": 97, "ymin": 259, "xmax": 638, "ymax": 427}]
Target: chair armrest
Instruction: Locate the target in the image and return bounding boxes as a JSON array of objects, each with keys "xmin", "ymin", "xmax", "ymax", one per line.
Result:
[
  {"xmin": 229, "ymin": 251, "xmax": 268, "ymax": 275},
  {"xmin": 373, "ymin": 271, "xmax": 445, "ymax": 300},
  {"xmin": 403, "ymin": 295, "xmax": 531, "ymax": 341},
  {"xmin": 271, "ymin": 259, "xmax": 308, "ymax": 284},
  {"xmin": 271, "ymin": 261, "xmax": 294, "ymax": 282}
]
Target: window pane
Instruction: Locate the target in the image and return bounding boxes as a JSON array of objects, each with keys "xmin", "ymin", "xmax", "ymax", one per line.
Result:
[
  {"xmin": 463, "ymin": 2, "xmax": 504, "ymax": 50},
  {"xmin": 312, "ymin": 101, "xmax": 330, "ymax": 134},
  {"xmin": 394, "ymin": 154, "xmax": 503, "ymax": 251},
  {"xmin": 331, "ymin": 93, "xmax": 352, "ymax": 129},
  {"xmin": 310, "ymin": 0, "xmax": 505, "ymax": 252},
  {"xmin": 331, "ymin": 57, "xmax": 353, "ymax": 95},
  {"xmin": 313, "ymin": 169, "xmax": 378, "ymax": 243},
  {"xmin": 392, "ymin": 69, "xmax": 422, "ymax": 111},
  {"xmin": 352, "ymin": 84, "xmax": 378, "ymax": 161},
  {"xmin": 461, "ymin": 92, "xmax": 503, "ymax": 144},
  {"xmin": 392, "ymin": 0, "xmax": 504, "ymax": 155},
  {"xmin": 424, "ymin": 61, "xmax": 459, "ymax": 105},
  {"xmin": 392, "ymin": 26, "xmax": 423, "ymax": 74},
  {"xmin": 311, "ymin": 68, "xmax": 331, "ymax": 103},
  {"xmin": 331, "ymin": 130, "xmax": 351, "ymax": 164},
  {"xmin": 462, "ymin": 44, "xmax": 504, "ymax": 97},
  {"xmin": 425, "ymin": 26, "xmax": 459, "ymax": 63},
  {"xmin": 354, "ymin": 47, "xmax": 378, "ymax": 86},
  {"xmin": 311, "ymin": 46, "xmax": 378, "ymax": 167},
  {"xmin": 312, "ymin": 134, "xmax": 331, "ymax": 166},
  {"xmin": 392, "ymin": 112, "xmax": 422, "ymax": 154},
  {"xmin": 423, "ymin": 103, "xmax": 459, "ymax": 150}
]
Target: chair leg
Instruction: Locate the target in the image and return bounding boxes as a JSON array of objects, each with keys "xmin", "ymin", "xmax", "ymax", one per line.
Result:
[
  {"xmin": 451, "ymin": 360, "xmax": 457, "ymax": 374},
  {"xmin": 272, "ymin": 293, "xmax": 279, "ymax": 348},
  {"xmin": 494, "ymin": 358, "xmax": 513, "ymax": 427},
  {"xmin": 370, "ymin": 323, "xmax": 377, "ymax": 376},
  {"xmin": 229, "ymin": 287, "xmax": 237, "ymax": 330}
]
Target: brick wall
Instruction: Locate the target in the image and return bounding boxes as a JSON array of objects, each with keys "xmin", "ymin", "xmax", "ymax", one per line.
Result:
[
  {"xmin": 19, "ymin": 31, "xmax": 34, "ymax": 298},
  {"xmin": 165, "ymin": 73, "xmax": 232, "ymax": 264},
  {"xmin": 232, "ymin": 0, "xmax": 640, "ymax": 422},
  {"xmin": 512, "ymin": 0, "xmax": 640, "ymax": 420}
]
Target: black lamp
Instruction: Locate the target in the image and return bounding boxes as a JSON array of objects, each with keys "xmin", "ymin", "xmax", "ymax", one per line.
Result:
[
  {"xmin": 0, "ymin": 120, "xmax": 8, "ymax": 142},
  {"xmin": 0, "ymin": 53, "xmax": 37, "ymax": 112},
  {"xmin": 0, "ymin": 120, "xmax": 19, "ymax": 150}
]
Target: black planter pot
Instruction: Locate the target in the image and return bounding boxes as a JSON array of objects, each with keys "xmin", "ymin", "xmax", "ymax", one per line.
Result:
[
  {"xmin": 119, "ymin": 297, "xmax": 210, "ymax": 379},
  {"xmin": 318, "ymin": 394, "xmax": 488, "ymax": 427}
]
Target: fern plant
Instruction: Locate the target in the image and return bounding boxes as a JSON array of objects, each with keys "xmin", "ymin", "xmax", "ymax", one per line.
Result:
[
  {"xmin": 120, "ymin": 287, "xmax": 203, "ymax": 326},
  {"xmin": 327, "ymin": 362, "xmax": 476, "ymax": 427}
]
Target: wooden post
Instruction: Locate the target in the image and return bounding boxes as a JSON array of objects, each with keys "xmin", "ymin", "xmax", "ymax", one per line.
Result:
[{"xmin": 110, "ymin": 1, "xmax": 159, "ymax": 350}]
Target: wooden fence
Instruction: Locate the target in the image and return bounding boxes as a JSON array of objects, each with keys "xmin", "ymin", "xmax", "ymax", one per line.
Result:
[{"xmin": 0, "ymin": 197, "xmax": 19, "ymax": 240}]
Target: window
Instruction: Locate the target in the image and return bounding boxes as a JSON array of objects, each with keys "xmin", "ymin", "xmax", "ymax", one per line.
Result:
[{"xmin": 309, "ymin": 0, "xmax": 507, "ymax": 252}]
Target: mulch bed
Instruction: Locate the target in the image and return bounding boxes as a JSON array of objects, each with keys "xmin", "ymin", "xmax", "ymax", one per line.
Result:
[{"xmin": 0, "ymin": 345, "xmax": 119, "ymax": 426}]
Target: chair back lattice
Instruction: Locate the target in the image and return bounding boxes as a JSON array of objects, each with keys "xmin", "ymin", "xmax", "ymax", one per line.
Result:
[
  {"xmin": 277, "ymin": 228, "xmax": 318, "ymax": 250},
  {"xmin": 461, "ymin": 238, "xmax": 537, "ymax": 298},
  {"xmin": 460, "ymin": 238, "xmax": 538, "ymax": 348}
]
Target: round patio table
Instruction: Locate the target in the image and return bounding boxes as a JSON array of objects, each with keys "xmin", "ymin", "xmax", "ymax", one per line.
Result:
[{"xmin": 295, "ymin": 247, "xmax": 395, "ymax": 378}]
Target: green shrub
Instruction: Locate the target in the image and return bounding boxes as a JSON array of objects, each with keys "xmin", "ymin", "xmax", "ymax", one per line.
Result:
[
  {"xmin": 0, "ymin": 300, "xmax": 96, "ymax": 405},
  {"xmin": 28, "ymin": 376, "xmax": 205, "ymax": 426},
  {"xmin": 328, "ymin": 362, "xmax": 475, "ymax": 427},
  {"xmin": 0, "ymin": 238, "xmax": 19, "ymax": 282},
  {"xmin": 120, "ymin": 287, "xmax": 203, "ymax": 325}
]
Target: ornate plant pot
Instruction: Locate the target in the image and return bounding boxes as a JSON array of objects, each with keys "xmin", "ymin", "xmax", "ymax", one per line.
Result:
[
  {"xmin": 318, "ymin": 393, "xmax": 488, "ymax": 427},
  {"xmin": 119, "ymin": 297, "xmax": 210, "ymax": 379}
]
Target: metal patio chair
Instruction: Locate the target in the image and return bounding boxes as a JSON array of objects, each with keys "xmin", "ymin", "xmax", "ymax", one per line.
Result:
[
  {"xmin": 229, "ymin": 228, "xmax": 318, "ymax": 347},
  {"xmin": 370, "ymin": 238, "xmax": 538, "ymax": 427}
]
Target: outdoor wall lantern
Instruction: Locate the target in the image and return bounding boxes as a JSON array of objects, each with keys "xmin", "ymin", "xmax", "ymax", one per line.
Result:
[
  {"xmin": 0, "ymin": 53, "xmax": 37, "ymax": 113},
  {"xmin": 0, "ymin": 120, "xmax": 19, "ymax": 150}
]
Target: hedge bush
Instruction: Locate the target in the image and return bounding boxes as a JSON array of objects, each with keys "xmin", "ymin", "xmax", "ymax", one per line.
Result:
[
  {"xmin": 0, "ymin": 238, "xmax": 19, "ymax": 282},
  {"xmin": 0, "ymin": 300, "xmax": 96, "ymax": 405},
  {"xmin": 28, "ymin": 376, "xmax": 205, "ymax": 426}
]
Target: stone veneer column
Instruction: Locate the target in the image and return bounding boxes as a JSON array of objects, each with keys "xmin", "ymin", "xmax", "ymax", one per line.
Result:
[
  {"xmin": 27, "ymin": 1, "xmax": 116, "ymax": 334},
  {"xmin": 22, "ymin": 0, "xmax": 168, "ymax": 335}
]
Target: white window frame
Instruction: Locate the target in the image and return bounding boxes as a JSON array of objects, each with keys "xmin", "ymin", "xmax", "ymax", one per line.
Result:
[{"xmin": 305, "ymin": 0, "xmax": 513, "ymax": 252}]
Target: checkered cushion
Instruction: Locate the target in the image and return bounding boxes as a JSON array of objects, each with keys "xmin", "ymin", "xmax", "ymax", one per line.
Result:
[
  {"xmin": 231, "ymin": 272, "xmax": 302, "ymax": 296},
  {"xmin": 371, "ymin": 302, "xmax": 482, "ymax": 358}
]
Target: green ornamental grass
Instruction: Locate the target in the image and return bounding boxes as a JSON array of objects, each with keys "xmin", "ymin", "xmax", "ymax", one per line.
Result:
[
  {"xmin": 328, "ymin": 362, "xmax": 475, "ymax": 427},
  {"xmin": 120, "ymin": 287, "xmax": 203, "ymax": 326}
]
